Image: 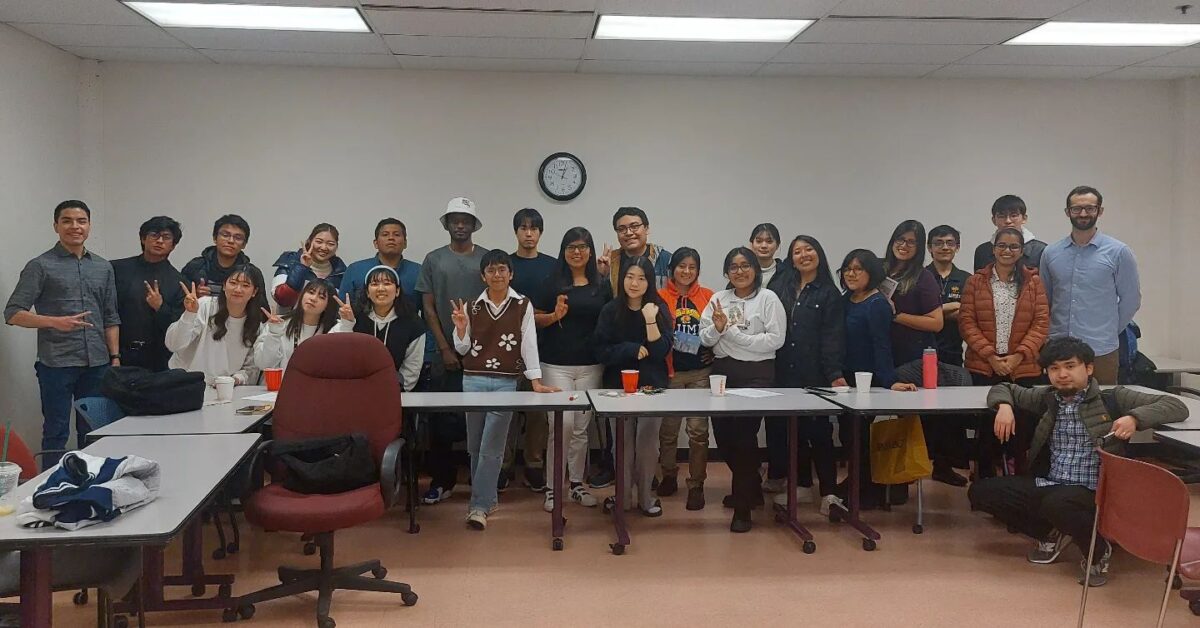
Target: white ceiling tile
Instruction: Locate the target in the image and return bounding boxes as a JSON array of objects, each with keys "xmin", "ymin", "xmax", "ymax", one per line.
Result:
[
  {"xmin": 773, "ymin": 43, "xmax": 983, "ymax": 64},
  {"xmin": 758, "ymin": 62, "xmax": 939, "ymax": 77},
  {"xmin": 1095, "ymin": 65, "xmax": 1200, "ymax": 79},
  {"xmin": 1134, "ymin": 47, "xmax": 1200, "ymax": 67},
  {"xmin": 364, "ymin": 9, "xmax": 594, "ymax": 38},
  {"xmin": 958, "ymin": 44, "xmax": 1178, "ymax": 65},
  {"xmin": 584, "ymin": 39, "xmax": 784, "ymax": 62},
  {"xmin": 383, "ymin": 35, "xmax": 584, "ymax": 58},
  {"xmin": 794, "ymin": 18, "xmax": 1041, "ymax": 44},
  {"xmin": 9, "ymin": 23, "xmax": 184, "ymax": 47},
  {"xmin": 167, "ymin": 29, "xmax": 387, "ymax": 53},
  {"xmin": 1053, "ymin": 0, "xmax": 1200, "ymax": 23},
  {"xmin": 829, "ymin": 0, "xmax": 1086, "ymax": 19},
  {"xmin": 397, "ymin": 55, "xmax": 579, "ymax": 72},
  {"xmin": 579, "ymin": 59, "xmax": 760, "ymax": 75},
  {"xmin": 595, "ymin": 0, "xmax": 839, "ymax": 18},
  {"xmin": 203, "ymin": 50, "xmax": 401, "ymax": 68},
  {"xmin": 367, "ymin": 1, "xmax": 597, "ymax": 9},
  {"xmin": 63, "ymin": 45, "xmax": 212, "ymax": 63},
  {"xmin": 0, "ymin": 0, "xmax": 147, "ymax": 26},
  {"xmin": 929, "ymin": 64, "xmax": 1118, "ymax": 78}
]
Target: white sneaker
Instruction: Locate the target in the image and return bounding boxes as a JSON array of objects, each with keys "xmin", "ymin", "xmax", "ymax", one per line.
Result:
[
  {"xmin": 543, "ymin": 491, "xmax": 555, "ymax": 513},
  {"xmin": 761, "ymin": 478, "xmax": 786, "ymax": 493},
  {"xmin": 465, "ymin": 509, "xmax": 487, "ymax": 530},
  {"xmin": 570, "ymin": 485, "xmax": 599, "ymax": 507},
  {"xmin": 819, "ymin": 494, "xmax": 846, "ymax": 517},
  {"xmin": 771, "ymin": 487, "xmax": 815, "ymax": 507}
]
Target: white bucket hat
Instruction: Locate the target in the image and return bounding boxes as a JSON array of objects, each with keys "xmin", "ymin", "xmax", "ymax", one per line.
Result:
[{"xmin": 440, "ymin": 197, "xmax": 482, "ymax": 232}]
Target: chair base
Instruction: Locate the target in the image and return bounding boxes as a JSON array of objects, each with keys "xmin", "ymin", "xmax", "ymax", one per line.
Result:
[{"xmin": 228, "ymin": 532, "xmax": 416, "ymax": 626}]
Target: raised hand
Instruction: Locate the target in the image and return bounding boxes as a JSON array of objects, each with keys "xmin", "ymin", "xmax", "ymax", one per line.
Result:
[
  {"xmin": 180, "ymin": 281, "xmax": 200, "ymax": 313},
  {"xmin": 49, "ymin": 311, "xmax": 93, "ymax": 333},
  {"xmin": 333, "ymin": 294, "xmax": 354, "ymax": 322},
  {"xmin": 299, "ymin": 240, "xmax": 314, "ymax": 267},
  {"xmin": 196, "ymin": 279, "xmax": 211, "ymax": 298},
  {"xmin": 553, "ymin": 294, "xmax": 569, "ymax": 322},
  {"xmin": 450, "ymin": 298, "xmax": 469, "ymax": 333},
  {"xmin": 260, "ymin": 306, "xmax": 284, "ymax": 326},
  {"xmin": 144, "ymin": 280, "xmax": 163, "ymax": 311},
  {"xmin": 641, "ymin": 301, "xmax": 659, "ymax": 323},
  {"xmin": 596, "ymin": 243, "xmax": 614, "ymax": 275},
  {"xmin": 712, "ymin": 300, "xmax": 728, "ymax": 333}
]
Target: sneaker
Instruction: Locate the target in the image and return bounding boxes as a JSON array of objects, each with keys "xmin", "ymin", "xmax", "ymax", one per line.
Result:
[
  {"xmin": 465, "ymin": 509, "xmax": 487, "ymax": 530},
  {"xmin": 588, "ymin": 467, "xmax": 615, "ymax": 489},
  {"xmin": 524, "ymin": 467, "xmax": 547, "ymax": 493},
  {"xmin": 761, "ymin": 477, "xmax": 786, "ymax": 494},
  {"xmin": 497, "ymin": 473, "xmax": 511, "ymax": 493},
  {"xmin": 686, "ymin": 487, "xmax": 705, "ymax": 511},
  {"xmin": 422, "ymin": 486, "xmax": 452, "ymax": 505},
  {"xmin": 657, "ymin": 473, "xmax": 678, "ymax": 497},
  {"xmin": 772, "ymin": 487, "xmax": 815, "ymax": 507},
  {"xmin": 542, "ymin": 490, "xmax": 555, "ymax": 513},
  {"xmin": 1077, "ymin": 542, "xmax": 1112, "ymax": 587},
  {"xmin": 570, "ymin": 485, "xmax": 598, "ymax": 507},
  {"xmin": 1027, "ymin": 529, "xmax": 1070, "ymax": 565},
  {"xmin": 640, "ymin": 498, "xmax": 663, "ymax": 518},
  {"xmin": 819, "ymin": 494, "xmax": 846, "ymax": 517}
]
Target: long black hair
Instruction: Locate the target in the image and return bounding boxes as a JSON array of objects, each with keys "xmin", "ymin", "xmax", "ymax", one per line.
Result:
[
  {"xmin": 211, "ymin": 264, "xmax": 268, "ymax": 347},
  {"xmin": 555, "ymin": 226, "xmax": 601, "ymax": 288},
  {"xmin": 284, "ymin": 278, "xmax": 339, "ymax": 340},
  {"xmin": 991, "ymin": 227, "xmax": 1027, "ymax": 294},
  {"xmin": 615, "ymin": 255, "xmax": 670, "ymax": 329},
  {"xmin": 781, "ymin": 235, "xmax": 835, "ymax": 302},
  {"xmin": 722, "ymin": 246, "xmax": 762, "ymax": 293},
  {"xmin": 884, "ymin": 219, "xmax": 927, "ymax": 296},
  {"xmin": 355, "ymin": 266, "xmax": 412, "ymax": 318}
]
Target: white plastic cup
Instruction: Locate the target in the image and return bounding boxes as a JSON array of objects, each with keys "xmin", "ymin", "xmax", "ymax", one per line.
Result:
[
  {"xmin": 0, "ymin": 461, "xmax": 20, "ymax": 500},
  {"xmin": 854, "ymin": 372, "xmax": 873, "ymax": 394},
  {"xmin": 214, "ymin": 376, "xmax": 235, "ymax": 402},
  {"xmin": 709, "ymin": 374, "xmax": 727, "ymax": 396}
]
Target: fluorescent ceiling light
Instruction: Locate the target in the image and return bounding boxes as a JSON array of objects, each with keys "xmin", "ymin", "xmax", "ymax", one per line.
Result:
[
  {"xmin": 595, "ymin": 15, "xmax": 812, "ymax": 43},
  {"xmin": 1006, "ymin": 21, "xmax": 1200, "ymax": 46},
  {"xmin": 124, "ymin": 2, "xmax": 369, "ymax": 32}
]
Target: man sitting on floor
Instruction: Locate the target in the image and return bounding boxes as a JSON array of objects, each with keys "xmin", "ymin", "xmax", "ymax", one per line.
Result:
[{"xmin": 968, "ymin": 336, "xmax": 1188, "ymax": 586}]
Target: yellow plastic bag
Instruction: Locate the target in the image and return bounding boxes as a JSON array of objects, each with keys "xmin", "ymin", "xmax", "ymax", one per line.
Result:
[{"xmin": 870, "ymin": 415, "xmax": 933, "ymax": 484}]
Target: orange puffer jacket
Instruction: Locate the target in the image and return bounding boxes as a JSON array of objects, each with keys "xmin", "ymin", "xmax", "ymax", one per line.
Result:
[{"xmin": 959, "ymin": 264, "xmax": 1049, "ymax": 380}]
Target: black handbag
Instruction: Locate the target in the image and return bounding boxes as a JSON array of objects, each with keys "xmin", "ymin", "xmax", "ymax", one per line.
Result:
[
  {"xmin": 271, "ymin": 434, "xmax": 377, "ymax": 495},
  {"xmin": 100, "ymin": 366, "xmax": 206, "ymax": 415}
]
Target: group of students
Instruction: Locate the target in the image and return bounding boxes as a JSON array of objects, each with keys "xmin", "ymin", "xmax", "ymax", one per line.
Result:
[{"xmin": 6, "ymin": 185, "xmax": 1178, "ymax": 583}]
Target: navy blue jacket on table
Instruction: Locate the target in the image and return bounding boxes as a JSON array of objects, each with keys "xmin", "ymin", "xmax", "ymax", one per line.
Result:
[
  {"xmin": 593, "ymin": 299, "xmax": 674, "ymax": 389},
  {"xmin": 271, "ymin": 250, "xmax": 346, "ymax": 310},
  {"xmin": 772, "ymin": 277, "xmax": 845, "ymax": 387},
  {"xmin": 843, "ymin": 292, "xmax": 898, "ymax": 388}
]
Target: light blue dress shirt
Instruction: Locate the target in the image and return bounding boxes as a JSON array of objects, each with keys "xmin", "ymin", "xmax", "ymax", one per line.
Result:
[{"xmin": 1039, "ymin": 231, "xmax": 1140, "ymax": 355}]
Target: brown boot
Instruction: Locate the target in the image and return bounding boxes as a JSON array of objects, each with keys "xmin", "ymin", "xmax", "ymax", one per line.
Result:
[{"xmin": 686, "ymin": 486, "xmax": 705, "ymax": 510}]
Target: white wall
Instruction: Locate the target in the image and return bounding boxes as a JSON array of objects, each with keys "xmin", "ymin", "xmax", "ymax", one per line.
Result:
[{"xmin": 0, "ymin": 24, "xmax": 82, "ymax": 451}]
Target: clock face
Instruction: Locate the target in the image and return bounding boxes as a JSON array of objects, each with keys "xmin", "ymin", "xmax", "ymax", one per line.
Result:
[{"xmin": 539, "ymin": 152, "xmax": 586, "ymax": 201}]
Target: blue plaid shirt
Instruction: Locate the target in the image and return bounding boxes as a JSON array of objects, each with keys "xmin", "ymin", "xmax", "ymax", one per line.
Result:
[{"xmin": 1036, "ymin": 392, "xmax": 1100, "ymax": 490}]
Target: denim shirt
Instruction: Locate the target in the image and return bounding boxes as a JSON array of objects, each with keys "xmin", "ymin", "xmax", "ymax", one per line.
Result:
[{"xmin": 1039, "ymin": 231, "xmax": 1140, "ymax": 355}]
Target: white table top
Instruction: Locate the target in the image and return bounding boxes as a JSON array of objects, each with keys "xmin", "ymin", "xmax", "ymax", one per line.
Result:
[
  {"xmin": 1154, "ymin": 429, "xmax": 1200, "ymax": 454},
  {"xmin": 1146, "ymin": 356, "xmax": 1200, "ymax": 374},
  {"xmin": 88, "ymin": 386, "xmax": 272, "ymax": 438},
  {"xmin": 815, "ymin": 386, "xmax": 993, "ymax": 414},
  {"xmin": 1113, "ymin": 385, "xmax": 1200, "ymax": 431},
  {"xmin": 587, "ymin": 388, "xmax": 841, "ymax": 417},
  {"xmin": 402, "ymin": 390, "xmax": 591, "ymax": 412},
  {"xmin": 0, "ymin": 433, "xmax": 260, "ymax": 550}
]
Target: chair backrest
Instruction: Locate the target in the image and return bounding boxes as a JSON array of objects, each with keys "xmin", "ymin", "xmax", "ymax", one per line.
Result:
[
  {"xmin": 2, "ymin": 426, "xmax": 39, "ymax": 481},
  {"xmin": 271, "ymin": 333, "xmax": 402, "ymax": 462},
  {"xmin": 74, "ymin": 396, "xmax": 126, "ymax": 430},
  {"xmin": 1096, "ymin": 449, "xmax": 1190, "ymax": 565}
]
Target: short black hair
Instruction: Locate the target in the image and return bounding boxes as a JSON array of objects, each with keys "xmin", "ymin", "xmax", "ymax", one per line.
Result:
[
  {"xmin": 1067, "ymin": 186, "xmax": 1103, "ymax": 208},
  {"xmin": 749, "ymin": 223, "xmax": 781, "ymax": 245},
  {"xmin": 839, "ymin": 249, "xmax": 886, "ymax": 292},
  {"xmin": 1038, "ymin": 336, "xmax": 1096, "ymax": 369},
  {"xmin": 212, "ymin": 214, "xmax": 250, "ymax": 242},
  {"xmin": 723, "ymin": 247, "xmax": 762, "ymax": 293},
  {"xmin": 374, "ymin": 218, "xmax": 406, "ymax": 239},
  {"xmin": 54, "ymin": 200, "xmax": 90, "ymax": 221},
  {"xmin": 991, "ymin": 195, "xmax": 1027, "ymax": 217},
  {"xmin": 612, "ymin": 206, "xmax": 649, "ymax": 229},
  {"xmin": 139, "ymin": 216, "xmax": 182, "ymax": 245},
  {"xmin": 928, "ymin": 225, "xmax": 960, "ymax": 247},
  {"xmin": 669, "ymin": 247, "xmax": 701, "ymax": 275},
  {"xmin": 480, "ymin": 248, "xmax": 513, "ymax": 275},
  {"xmin": 513, "ymin": 207, "xmax": 544, "ymax": 232}
]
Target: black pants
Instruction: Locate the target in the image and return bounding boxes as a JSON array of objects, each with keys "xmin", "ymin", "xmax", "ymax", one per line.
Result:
[
  {"xmin": 710, "ymin": 358, "xmax": 772, "ymax": 512},
  {"xmin": 425, "ymin": 368, "xmax": 466, "ymax": 491},
  {"xmin": 968, "ymin": 475, "xmax": 1107, "ymax": 563},
  {"xmin": 896, "ymin": 359, "xmax": 972, "ymax": 471},
  {"xmin": 766, "ymin": 416, "xmax": 836, "ymax": 496},
  {"xmin": 972, "ymin": 373, "xmax": 1042, "ymax": 478}
]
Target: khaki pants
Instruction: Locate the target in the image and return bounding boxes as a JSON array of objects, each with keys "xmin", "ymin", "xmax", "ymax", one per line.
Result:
[
  {"xmin": 502, "ymin": 376, "xmax": 547, "ymax": 472},
  {"xmin": 658, "ymin": 367, "xmax": 711, "ymax": 489},
  {"xmin": 1092, "ymin": 351, "xmax": 1119, "ymax": 385}
]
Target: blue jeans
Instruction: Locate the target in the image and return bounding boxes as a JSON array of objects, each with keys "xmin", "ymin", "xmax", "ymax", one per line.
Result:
[
  {"xmin": 34, "ymin": 362, "xmax": 109, "ymax": 469},
  {"xmin": 463, "ymin": 374, "xmax": 517, "ymax": 512}
]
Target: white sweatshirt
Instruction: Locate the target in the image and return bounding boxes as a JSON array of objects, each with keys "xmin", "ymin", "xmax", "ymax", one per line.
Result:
[
  {"xmin": 166, "ymin": 296, "xmax": 261, "ymax": 385},
  {"xmin": 699, "ymin": 288, "xmax": 786, "ymax": 362},
  {"xmin": 253, "ymin": 320, "xmax": 322, "ymax": 372}
]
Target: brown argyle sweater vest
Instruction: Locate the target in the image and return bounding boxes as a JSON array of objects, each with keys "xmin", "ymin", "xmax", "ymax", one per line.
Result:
[{"xmin": 462, "ymin": 296, "xmax": 529, "ymax": 377}]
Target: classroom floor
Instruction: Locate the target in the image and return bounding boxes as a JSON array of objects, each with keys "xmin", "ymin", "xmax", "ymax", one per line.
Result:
[{"xmin": 35, "ymin": 467, "xmax": 1200, "ymax": 627}]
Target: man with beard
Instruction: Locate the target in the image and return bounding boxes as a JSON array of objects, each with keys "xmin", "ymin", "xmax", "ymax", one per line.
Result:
[
  {"xmin": 1038, "ymin": 186, "xmax": 1140, "ymax": 384},
  {"xmin": 112, "ymin": 216, "xmax": 185, "ymax": 371}
]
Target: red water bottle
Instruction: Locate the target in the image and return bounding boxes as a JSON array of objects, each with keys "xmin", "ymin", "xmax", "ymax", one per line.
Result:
[{"xmin": 922, "ymin": 347, "xmax": 938, "ymax": 389}]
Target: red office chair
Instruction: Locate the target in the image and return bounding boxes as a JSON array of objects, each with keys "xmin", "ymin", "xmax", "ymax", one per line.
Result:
[
  {"xmin": 230, "ymin": 333, "xmax": 416, "ymax": 627},
  {"xmin": 1078, "ymin": 449, "xmax": 1190, "ymax": 627},
  {"xmin": 1, "ymin": 426, "xmax": 39, "ymax": 481}
]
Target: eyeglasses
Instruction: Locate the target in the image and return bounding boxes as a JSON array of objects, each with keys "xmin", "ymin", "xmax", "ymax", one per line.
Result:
[
  {"xmin": 993, "ymin": 210, "xmax": 1025, "ymax": 220},
  {"xmin": 615, "ymin": 222, "xmax": 645, "ymax": 235},
  {"xmin": 930, "ymin": 239, "xmax": 958, "ymax": 249},
  {"xmin": 727, "ymin": 263, "xmax": 754, "ymax": 274},
  {"xmin": 1067, "ymin": 205, "xmax": 1100, "ymax": 216},
  {"xmin": 993, "ymin": 243, "xmax": 1023, "ymax": 253},
  {"xmin": 217, "ymin": 230, "xmax": 246, "ymax": 243},
  {"xmin": 145, "ymin": 232, "xmax": 174, "ymax": 242},
  {"xmin": 893, "ymin": 237, "xmax": 917, "ymax": 248},
  {"xmin": 841, "ymin": 267, "xmax": 865, "ymax": 275},
  {"xmin": 565, "ymin": 244, "xmax": 591, "ymax": 253},
  {"xmin": 484, "ymin": 267, "xmax": 511, "ymax": 277}
]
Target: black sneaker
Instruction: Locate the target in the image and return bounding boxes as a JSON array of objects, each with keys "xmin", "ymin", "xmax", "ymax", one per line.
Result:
[
  {"xmin": 730, "ymin": 509, "xmax": 752, "ymax": 533},
  {"xmin": 588, "ymin": 467, "xmax": 615, "ymax": 490},
  {"xmin": 497, "ymin": 472, "xmax": 510, "ymax": 493},
  {"xmin": 524, "ymin": 467, "xmax": 547, "ymax": 493},
  {"xmin": 1027, "ymin": 529, "xmax": 1070, "ymax": 564},
  {"xmin": 657, "ymin": 473, "xmax": 678, "ymax": 497},
  {"xmin": 1078, "ymin": 541, "xmax": 1113, "ymax": 587}
]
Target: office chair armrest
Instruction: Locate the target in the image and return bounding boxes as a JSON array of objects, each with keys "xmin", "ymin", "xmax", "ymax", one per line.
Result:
[
  {"xmin": 380, "ymin": 438, "xmax": 406, "ymax": 509},
  {"xmin": 240, "ymin": 439, "xmax": 274, "ymax": 499},
  {"xmin": 1168, "ymin": 386, "xmax": 1200, "ymax": 399}
]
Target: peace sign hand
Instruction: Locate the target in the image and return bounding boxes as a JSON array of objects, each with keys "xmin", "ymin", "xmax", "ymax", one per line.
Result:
[
  {"xmin": 260, "ymin": 306, "xmax": 284, "ymax": 326},
  {"xmin": 144, "ymin": 280, "xmax": 163, "ymax": 311},
  {"xmin": 299, "ymin": 240, "xmax": 314, "ymax": 268},
  {"xmin": 596, "ymin": 244, "xmax": 614, "ymax": 275},
  {"xmin": 180, "ymin": 281, "xmax": 200, "ymax": 313},
  {"xmin": 49, "ymin": 311, "xmax": 94, "ymax": 333},
  {"xmin": 712, "ymin": 300, "xmax": 728, "ymax": 333},
  {"xmin": 450, "ymin": 299, "xmax": 469, "ymax": 334},
  {"xmin": 333, "ymin": 294, "xmax": 354, "ymax": 322}
]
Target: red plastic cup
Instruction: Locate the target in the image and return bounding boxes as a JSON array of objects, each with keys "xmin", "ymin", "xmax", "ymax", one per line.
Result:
[
  {"xmin": 620, "ymin": 369, "xmax": 639, "ymax": 394},
  {"xmin": 264, "ymin": 368, "xmax": 284, "ymax": 392}
]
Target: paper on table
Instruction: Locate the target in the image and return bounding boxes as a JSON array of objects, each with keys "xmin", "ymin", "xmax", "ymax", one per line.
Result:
[
  {"xmin": 726, "ymin": 389, "xmax": 782, "ymax": 398},
  {"xmin": 242, "ymin": 392, "xmax": 278, "ymax": 402}
]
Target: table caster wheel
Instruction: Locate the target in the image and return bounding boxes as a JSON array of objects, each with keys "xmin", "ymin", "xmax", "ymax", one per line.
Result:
[
  {"xmin": 218, "ymin": 583, "xmax": 232, "ymax": 598},
  {"xmin": 602, "ymin": 498, "xmax": 615, "ymax": 515},
  {"xmin": 73, "ymin": 590, "xmax": 89, "ymax": 605},
  {"xmin": 318, "ymin": 615, "xmax": 336, "ymax": 628},
  {"xmin": 239, "ymin": 604, "xmax": 255, "ymax": 620},
  {"xmin": 610, "ymin": 543, "xmax": 625, "ymax": 555},
  {"xmin": 862, "ymin": 538, "xmax": 877, "ymax": 552},
  {"xmin": 213, "ymin": 548, "xmax": 227, "ymax": 560},
  {"xmin": 372, "ymin": 566, "xmax": 388, "ymax": 579},
  {"xmin": 1189, "ymin": 599, "xmax": 1200, "ymax": 616},
  {"xmin": 912, "ymin": 524, "xmax": 924, "ymax": 534},
  {"xmin": 222, "ymin": 609, "xmax": 238, "ymax": 623},
  {"xmin": 114, "ymin": 615, "xmax": 130, "ymax": 628},
  {"xmin": 401, "ymin": 591, "xmax": 418, "ymax": 606},
  {"xmin": 192, "ymin": 583, "xmax": 206, "ymax": 597},
  {"xmin": 802, "ymin": 541, "xmax": 816, "ymax": 554},
  {"xmin": 552, "ymin": 538, "xmax": 564, "ymax": 551},
  {"xmin": 303, "ymin": 542, "xmax": 316, "ymax": 555}
]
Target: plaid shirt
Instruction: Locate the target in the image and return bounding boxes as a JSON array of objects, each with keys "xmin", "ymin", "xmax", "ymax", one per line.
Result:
[{"xmin": 1036, "ymin": 392, "xmax": 1100, "ymax": 490}]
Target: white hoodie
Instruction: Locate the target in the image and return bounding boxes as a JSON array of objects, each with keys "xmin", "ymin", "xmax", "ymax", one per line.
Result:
[
  {"xmin": 253, "ymin": 320, "xmax": 322, "ymax": 372},
  {"xmin": 165, "ymin": 296, "xmax": 260, "ymax": 385},
  {"xmin": 699, "ymin": 288, "xmax": 786, "ymax": 362}
]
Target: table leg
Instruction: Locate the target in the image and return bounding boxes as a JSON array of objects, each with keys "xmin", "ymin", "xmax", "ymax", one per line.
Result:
[
  {"xmin": 774, "ymin": 415, "xmax": 815, "ymax": 553},
  {"xmin": 845, "ymin": 414, "xmax": 880, "ymax": 550},
  {"xmin": 610, "ymin": 416, "xmax": 630, "ymax": 554},
  {"xmin": 551, "ymin": 410, "xmax": 565, "ymax": 551},
  {"xmin": 20, "ymin": 547, "xmax": 52, "ymax": 628}
]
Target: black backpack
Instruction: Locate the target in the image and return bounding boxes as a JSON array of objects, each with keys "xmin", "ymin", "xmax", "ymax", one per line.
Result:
[
  {"xmin": 100, "ymin": 366, "xmax": 206, "ymax": 416},
  {"xmin": 271, "ymin": 434, "xmax": 378, "ymax": 495}
]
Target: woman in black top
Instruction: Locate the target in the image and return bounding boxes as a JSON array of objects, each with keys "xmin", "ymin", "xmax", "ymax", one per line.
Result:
[
  {"xmin": 594, "ymin": 256, "xmax": 673, "ymax": 516},
  {"xmin": 334, "ymin": 265, "xmax": 425, "ymax": 391},
  {"xmin": 767, "ymin": 235, "xmax": 847, "ymax": 514}
]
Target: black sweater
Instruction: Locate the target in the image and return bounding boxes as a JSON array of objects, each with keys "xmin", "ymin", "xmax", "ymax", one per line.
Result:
[
  {"xmin": 111, "ymin": 255, "xmax": 185, "ymax": 371},
  {"xmin": 351, "ymin": 310, "xmax": 426, "ymax": 384},
  {"xmin": 772, "ymin": 274, "xmax": 845, "ymax": 387},
  {"xmin": 593, "ymin": 299, "xmax": 674, "ymax": 389}
]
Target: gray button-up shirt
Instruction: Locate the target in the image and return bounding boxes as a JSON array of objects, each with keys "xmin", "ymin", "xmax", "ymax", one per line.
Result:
[{"xmin": 4, "ymin": 243, "xmax": 120, "ymax": 367}]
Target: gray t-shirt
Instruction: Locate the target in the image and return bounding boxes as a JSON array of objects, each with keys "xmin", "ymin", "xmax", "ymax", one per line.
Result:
[{"xmin": 415, "ymin": 245, "xmax": 487, "ymax": 348}]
